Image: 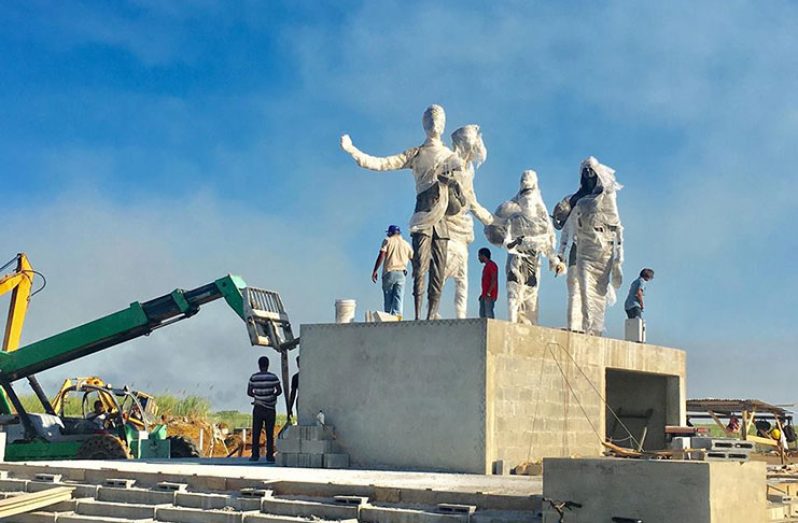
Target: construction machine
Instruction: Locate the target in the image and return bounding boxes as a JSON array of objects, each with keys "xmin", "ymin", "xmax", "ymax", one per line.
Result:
[{"xmin": 0, "ymin": 255, "xmax": 298, "ymax": 461}]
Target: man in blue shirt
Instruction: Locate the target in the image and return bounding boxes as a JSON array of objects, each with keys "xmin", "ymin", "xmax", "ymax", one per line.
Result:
[{"xmin": 625, "ymin": 268, "xmax": 654, "ymax": 319}]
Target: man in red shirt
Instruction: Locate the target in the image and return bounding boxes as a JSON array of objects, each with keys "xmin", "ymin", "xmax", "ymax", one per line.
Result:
[{"xmin": 478, "ymin": 248, "xmax": 498, "ymax": 318}]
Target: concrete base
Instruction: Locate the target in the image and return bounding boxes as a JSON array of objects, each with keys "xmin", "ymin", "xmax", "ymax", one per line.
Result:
[
  {"xmin": 542, "ymin": 458, "xmax": 767, "ymax": 523},
  {"xmin": 298, "ymin": 320, "xmax": 686, "ymax": 473}
]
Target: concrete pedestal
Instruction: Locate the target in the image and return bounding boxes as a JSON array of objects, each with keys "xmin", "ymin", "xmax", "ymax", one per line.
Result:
[{"xmin": 298, "ymin": 319, "xmax": 686, "ymax": 474}]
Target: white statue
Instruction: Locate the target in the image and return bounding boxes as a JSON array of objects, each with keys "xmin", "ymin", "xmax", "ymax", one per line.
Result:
[
  {"xmin": 552, "ymin": 195, "xmax": 583, "ymax": 331},
  {"xmin": 440, "ymin": 125, "xmax": 493, "ymax": 319},
  {"xmin": 556, "ymin": 156, "xmax": 624, "ymax": 335},
  {"xmin": 485, "ymin": 170, "xmax": 560, "ymax": 324},
  {"xmin": 340, "ymin": 105, "xmax": 464, "ymax": 320}
]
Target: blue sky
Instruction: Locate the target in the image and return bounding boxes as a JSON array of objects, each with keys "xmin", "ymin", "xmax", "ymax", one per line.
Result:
[{"xmin": 1, "ymin": 1, "xmax": 796, "ymax": 410}]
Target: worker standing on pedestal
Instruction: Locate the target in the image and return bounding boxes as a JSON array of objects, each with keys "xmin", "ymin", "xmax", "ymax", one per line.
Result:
[
  {"xmin": 247, "ymin": 356, "xmax": 282, "ymax": 463},
  {"xmin": 478, "ymin": 248, "xmax": 498, "ymax": 319},
  {"xmin": 624, "ymin": 268, "xmax": 654, "ymax": 319},
  {"xmin": 372, "ymin": 225, "xmax": 414, "ymax": 318}
]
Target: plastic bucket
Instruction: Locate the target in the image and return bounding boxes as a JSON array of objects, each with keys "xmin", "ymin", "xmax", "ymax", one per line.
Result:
[{"xmin": 335, "ymin": 299, "xmax": 356, "ymax": 324}]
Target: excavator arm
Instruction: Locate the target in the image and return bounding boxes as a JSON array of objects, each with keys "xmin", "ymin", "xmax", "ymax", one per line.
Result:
[
  {"xmin": 0, "ymin": 275, "xmax": 254, "ymax": 383},
  {"xmin": 0, "ymin": 253, "xmax": 35, "ymax": 352}
]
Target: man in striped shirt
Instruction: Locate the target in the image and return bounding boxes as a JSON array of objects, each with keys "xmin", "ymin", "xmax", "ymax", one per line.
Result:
[{"xmin": 247, "ymin": 356, "xmax": 282, "ymax": 462}]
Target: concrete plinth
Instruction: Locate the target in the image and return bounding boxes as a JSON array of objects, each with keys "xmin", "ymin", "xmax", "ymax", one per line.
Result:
[
  {"xmin": 542, "ymin": 458, "xmax": 766, "ymax": 523},
  {"xmin": 298, "ymin": 319, "xmax": 686, "ymax": 474}
]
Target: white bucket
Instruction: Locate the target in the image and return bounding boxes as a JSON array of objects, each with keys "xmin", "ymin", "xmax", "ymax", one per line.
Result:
[{"xmin": 335, "ymin": 299, "xmax": 356, "ymax": 324}]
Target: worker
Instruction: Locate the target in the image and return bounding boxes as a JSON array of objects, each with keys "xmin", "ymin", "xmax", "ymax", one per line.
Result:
[
  {"xmin": 478, "ymin": 248, "xmax": 498, "ymax": 318},
  {"xmin": 247, "ymin": 356, "xmax": 282, "ymax": 463},
  {"xmin": 624, "ymin": 268, "xmax": 654, "ymax": 319},
  {"xmin": 341, "ymin": 104, "xmax": 465, "ymax": 320},
  {"xmin": 287, "ymin": 355, "xmax": 299, "ymax": 423},
  {"xmin": 372, "ymin": 225, "xmax": 414, "ymax": 317},
  {"xmin": 88, "ymin": 399, "xmax": 107, "ymax": 428}
]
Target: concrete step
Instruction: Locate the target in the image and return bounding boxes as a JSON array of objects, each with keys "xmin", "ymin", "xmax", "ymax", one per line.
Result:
[
  {"xmin": 75, "ymin": 500, "xmax": 157, "ymax": 520},
  {"xmin": 97, "ymin": 487, "xmax": 176, "ymax": 505},
  {"xmin": 57, "ymin": 514, "xmax": 155, "ymax": 523},
  {"xmin": 155, "ymin": 506, "xmax": 250, "ymax": 523},
  {"xmin": 6, "ymin": 511, "xmax": 59, "ymax": 523},
  {"xmin": 174, "ymin": 492, "xmax": 262, "ymax": 512},
  {"xmin": 261, "ymin": 496, "xmax": 360, "ymax": 519},
  {"xmin": 360, "ymin": 505, "xmax": 469, "ymax": 523},
  {"xmin": 244, "ymin": 515, "xmax": 354, "ymax": 523}
]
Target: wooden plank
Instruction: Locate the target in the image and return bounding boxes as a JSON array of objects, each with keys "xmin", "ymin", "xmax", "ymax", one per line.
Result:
[{"xmin": 0, "ymin": 486, "xmax": 73, "ymax": 518}]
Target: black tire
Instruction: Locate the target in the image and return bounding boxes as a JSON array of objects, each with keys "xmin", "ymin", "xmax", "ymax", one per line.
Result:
[
  {"xmin": 168, "ymin": 435, "xmax": 200, "ymax": 458},
  {"xmin": 76, "ymin": 435, "xmax": 131, "ymax": 460}
]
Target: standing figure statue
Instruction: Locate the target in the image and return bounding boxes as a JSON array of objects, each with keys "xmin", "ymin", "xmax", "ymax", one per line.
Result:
[
  {"xmin": 340, "ymin": 105, "xmax": 464, "ymax": 320},
  {"xmin": 553, "ymin": 196, "xmax": 582, "ymax": 331},
  {"xmin": 556, "ymin": 156, "xmax": 624, "ymax": 335},
  {"xmin": 440, "ymin": 125, "xmax": 494, "ymax": 319},
  {"xmin": 485, "ymin": 170, "xmax": 560, "ymax": 324}
]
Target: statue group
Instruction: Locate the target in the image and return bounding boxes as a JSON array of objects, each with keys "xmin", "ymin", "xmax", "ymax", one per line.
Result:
[{"xmin": 341, "ymin": 105, "xmax": 624, "ymax": 336}]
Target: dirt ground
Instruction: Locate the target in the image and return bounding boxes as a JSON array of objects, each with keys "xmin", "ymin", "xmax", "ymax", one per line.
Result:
[{"xmin": 166, "ymin": 416, "xmax": 285, "ymax": 457}]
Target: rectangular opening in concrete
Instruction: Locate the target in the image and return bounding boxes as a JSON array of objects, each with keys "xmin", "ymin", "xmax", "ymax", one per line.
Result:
[{"xmin": 605, "ymin": 369, "xmax": 677, "ymax": 451}]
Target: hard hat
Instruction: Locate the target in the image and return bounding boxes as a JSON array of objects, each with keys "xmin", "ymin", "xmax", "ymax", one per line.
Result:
[
  {"xmin": 386, "ymin": 225, "xmax": 401, "ymax": 235},
  {"xmin": 771, "ymin": 428, "xmax": 782, "ymax": 440}
]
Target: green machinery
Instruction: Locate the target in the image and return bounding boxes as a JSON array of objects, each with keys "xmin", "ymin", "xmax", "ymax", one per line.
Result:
[{"xmin": 0, "ymin": 274, "xmax": 298, "ymax": 461}]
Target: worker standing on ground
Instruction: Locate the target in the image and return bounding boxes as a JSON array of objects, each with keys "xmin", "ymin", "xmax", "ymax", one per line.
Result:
[
  {"xmin": 478, "ymin": 248, "xmax": 498, "ymax": 318},
  {"xmin": 287, "ymin": 355, "xmax": 299, "ymax": 423},
  {"xmin": 624, "ymin": 268, "xmax": 654, "ymax": 319},
  {"xmin": 247, "ymin": 356, "xmax": 282, "ymax": 463},
  {"xmin": 372, "ymin": 225, "xmax": 414, "ymax": 317}
]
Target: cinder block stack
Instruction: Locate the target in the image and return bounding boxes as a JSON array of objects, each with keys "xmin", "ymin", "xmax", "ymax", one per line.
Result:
[
  {"xmin": 276, "ymin": 425, "xmax": 350, "ymax": 469},
  {"xmin": 689, "ymin": 437, "xmax": 755, "ymax": 461}
]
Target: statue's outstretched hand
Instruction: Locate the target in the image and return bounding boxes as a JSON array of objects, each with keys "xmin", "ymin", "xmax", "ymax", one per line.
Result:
[{"xmin": 340, "ymin": 134, "xmax": 355, "ymax": 153}]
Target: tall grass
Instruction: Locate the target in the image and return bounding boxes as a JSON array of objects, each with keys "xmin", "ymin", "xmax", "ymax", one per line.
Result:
[{"xmin": 155, "ymin": 395, "xmax": 211, "ymax": 419}]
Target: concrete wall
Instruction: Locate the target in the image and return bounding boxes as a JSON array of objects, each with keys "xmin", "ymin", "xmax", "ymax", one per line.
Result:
[
  {"xmin": 298, "ymin": 320, "xmax": 489, "ymax": 472},
  {"xmin": 299, "ymin": 320, "xmax": 686, "ymax": 474},
  {"xmin": 542, "ymin": 458, "xmax": 766, "ymax": 523},
  {"xmin": 486, "ymin": 321, "xmax": 685, "ymax": 468}
]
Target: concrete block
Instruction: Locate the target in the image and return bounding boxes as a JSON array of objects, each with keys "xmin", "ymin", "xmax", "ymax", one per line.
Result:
[
  {"xmin": 243, "ymin": 515, "xmax": 347, "ymax": 523},
  {"xmin": 690, "ymin": 437, "xmax": 755, "ymax": 452},
  {"xmin": 97, "ymin": 486, "xmax": 176, "ymax": 505},
  {"xmin": 76, "ymin": 500, "xmax": 157, "ymax": 519},
  {"xmin": 333, "ymin": 495, "xmax": 368, "ymax": 506},
  {"xmin": 438, "ymin": 503, "xmax": 476, "ymax": 514},
  {"xmin": 274, "ymin": 438, "xmax": 301, "ymax": 454},
  {"xmin": 155, "ymin": 482, "xmax": 187, "ymax": 492},
  {"xmin": 58, "ymin": 515, "xmax": 155, "ymax": 523},
  {"xmin": 280, "ymin": 453, "xmax": 298, "ymax": 467},
  {"xmin": 104, "ymin": 479, "xmax": 136, "ymax": 489},
  {"xmin": 293, "ymin": 453, "xmax": 322, "ymax": 468},
  {"xmin": 261, "ymin": 497, "xmax": 359, "ymax": 519},
  {"xmin": 543, "ymin": 458, "xmax": 767, "ymax": 523},
  {"xmin": 0, "ymin": 478, "xmax": 30, "ymax": 491},
  {"xmin": 33, "ymin": 473, "xmax": 62, "ymax": 483},
  {"xmin": 323, "ymin": 453, "xmax": 349, "ymax": 469},
  {"xmin": 155, "ymin": 506, "xmax": 244, "ymax": 523},
  {"xmin": 359, "ymin": 506, "xmax": 468, "ymax": 523},
  {"xmin": 299, "ymin": 439, "xmax": 334, "ymax": 454},
  {"xmin": 302, "ymin": 425, "xmax": 335, "ymax": 441},
  {"xmin": 174, "ymin": 492, "xmax": 230, "ymax": 510},
  {"xmin": 239, "ymin": 488, "xmax": 272, "ymax": 498},
  {"xmin": 5, "ymin": 512, "xmax": 59, "ymax": 523}
]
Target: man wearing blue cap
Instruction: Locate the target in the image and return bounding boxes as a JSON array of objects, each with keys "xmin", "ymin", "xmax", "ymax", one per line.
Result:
[{"xmin": 372, "ymin": 225, "xmax": 414, "ymax": 317}]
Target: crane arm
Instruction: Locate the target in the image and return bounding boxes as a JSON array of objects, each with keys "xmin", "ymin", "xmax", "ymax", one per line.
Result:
[{"xmin": 0, "ymin": 274, "xmax": 249, "ymax": 384}]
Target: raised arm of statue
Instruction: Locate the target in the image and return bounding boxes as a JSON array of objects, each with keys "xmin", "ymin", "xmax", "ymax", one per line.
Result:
[{"xmin": 340, "ymin": 134, "xmax": 417, "ymax": 172}]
